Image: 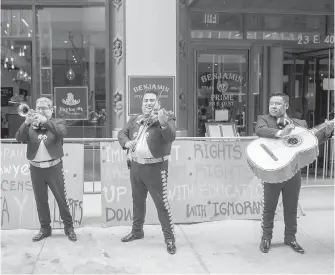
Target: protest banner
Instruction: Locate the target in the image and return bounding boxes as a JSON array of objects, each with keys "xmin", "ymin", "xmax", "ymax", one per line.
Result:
[
  {"xmin": 1, "ymin": 143, "xmax": 84, "ymax": 230},
  {"xmin": 100, "ymin": 139, "xmax": 290, "ymax": 227}
]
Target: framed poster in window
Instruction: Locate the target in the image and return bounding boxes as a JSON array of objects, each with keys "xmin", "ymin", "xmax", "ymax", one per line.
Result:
[{"xmin": 54, "ymin": 86, "xmax": 89, "ymax": 120}]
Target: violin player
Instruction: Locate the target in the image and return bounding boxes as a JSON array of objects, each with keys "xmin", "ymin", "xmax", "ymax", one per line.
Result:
[
  {"xmin": 256, "ymin": 93, "xmax": 333, "ymax": 254},
  {"xmin": 117, "ymin": 89, "xmax": 177, "ymax": 255},
  {"xmin": 15, "ymin": 97, "xmax": 77, "ymax": 242}
]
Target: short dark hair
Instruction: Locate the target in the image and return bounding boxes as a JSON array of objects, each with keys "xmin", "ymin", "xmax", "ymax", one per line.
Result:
[
  {"xmin": 270, "ymin": 93, "xmax": 289, "ymax": 103},
  {"xmin": 143, "ymin": 89, "xmax": 160, "ymax": 99}
]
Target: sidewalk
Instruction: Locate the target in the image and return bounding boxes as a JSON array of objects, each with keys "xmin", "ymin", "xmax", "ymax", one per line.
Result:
[{"xmin": 1, "ymin": 187, "xmax": 334, "ymax": 274}]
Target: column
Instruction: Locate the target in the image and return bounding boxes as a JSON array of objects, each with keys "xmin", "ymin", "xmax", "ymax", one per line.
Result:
[
  {"xmin": 108, "ymin": 0, "xmax": 126, "ymax": 138},
  {"xmin": 124, "ymin": 0, "xmax": 177, "ymax": 132},
  {"xmin": 177, "ymin": 1, "xmax": 188, "ymax": 137},
  {"xmin": 89, "ymin": 44, "xmax": 95, "ymax": 110},
  {"xmin": 269, "ymin": 46, "xmax": 284, "ymax": 95}
]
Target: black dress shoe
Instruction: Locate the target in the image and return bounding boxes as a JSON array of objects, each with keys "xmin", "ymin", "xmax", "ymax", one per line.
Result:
[
  {"xmin": 64, "ymin": 227, "xmax": 77, "ymax": 242},
  {"xmin": 259, "ymin": 239, "xmax": 271, "ymax": 253},
  {"xmin": 121, "ymin": 232, "xmax": 144, "ymax": 242},
  {"xmin": 285, "ymin": 240, "xmax": 305, "ymax": 254},
  {"xmin": 32, "ymin": 231, "xmax": 51, "ymax": 242},
  {"xmin": 166, "ymin": 240, "xmax": 176, "ymax": 255}
]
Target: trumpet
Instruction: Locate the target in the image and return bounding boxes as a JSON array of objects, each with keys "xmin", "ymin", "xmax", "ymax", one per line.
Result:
[{"xmin": 17, "ymin": 103, "xmax": 38, "ymax": 117}]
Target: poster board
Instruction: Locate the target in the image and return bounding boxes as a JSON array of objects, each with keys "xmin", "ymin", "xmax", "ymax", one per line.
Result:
[
  {"xmin": 101, "ymin": 139, "xmax": 267, "ymax": 226},
  {"xmin": 205, "ymin": 122, "xmax": 237, "ymax": 137},
  {"xmin": 1, "ymin": 143, "xmax": 84, "ymax": 230}
]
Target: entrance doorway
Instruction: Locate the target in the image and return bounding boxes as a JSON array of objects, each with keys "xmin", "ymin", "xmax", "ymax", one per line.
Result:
[
  {"xmin": 283, "ymin": 48, "xmax": 334, "ymax": 126},
  {"xmin": 195, "ymin": 50, "xmax": 248, "ymax": 137},
  {"xmin": 283, "ymin": 47, "xmax": 334, "ymax": 178}
]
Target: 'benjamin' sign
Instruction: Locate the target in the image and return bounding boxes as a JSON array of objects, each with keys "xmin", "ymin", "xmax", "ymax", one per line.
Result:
[
  {"xmin": 200, "ymin": 72, "xmax": 243, "ymax": 84},
  {"xmin": 128, "ymin": 76, "xmax": 175, "ymax": 115}
]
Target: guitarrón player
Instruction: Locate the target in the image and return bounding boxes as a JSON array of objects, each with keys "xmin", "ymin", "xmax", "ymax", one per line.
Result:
[{"xmin": 255, "ymin": 93, "xmax": 333, "ymax": 254}]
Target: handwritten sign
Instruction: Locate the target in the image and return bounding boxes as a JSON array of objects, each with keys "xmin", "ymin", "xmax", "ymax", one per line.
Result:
[
  {"xmin": 54, "ymin": 86, "xmax": 89, "ymax": 120},
  {"xmin": 100, "ymin": 139, "xmax": 291, "ymax": 227},
  {"xmin": 1, "ymin": 144, "xmax": 84, "ymax": 230},
  {"xmin": 128, "ymin": 76, "xmax": 175, "ymax": 115}
]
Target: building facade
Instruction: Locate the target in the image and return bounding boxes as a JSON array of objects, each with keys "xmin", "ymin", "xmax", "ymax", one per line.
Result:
[{"xmin": 1, "ymin": 0, "xmax": 334, "ymax": 139}]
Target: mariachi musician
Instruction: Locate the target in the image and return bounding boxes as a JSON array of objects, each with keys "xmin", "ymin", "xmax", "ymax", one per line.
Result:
[
  {"xmin": 15, "ymin": 97, "xmax": 77, "ymax": 242},
  {"xmin": 117, "ymin": 89, "xmax": 177, "ymax": 255},
  {"xmin": 256, "ymin": 92, "xmax": 333, "ymax": 254}
]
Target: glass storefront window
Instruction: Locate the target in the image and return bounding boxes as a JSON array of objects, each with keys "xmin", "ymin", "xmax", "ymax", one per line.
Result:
[
  {"xmin": 1, "ymin": 7, "xmax": 33, "ymax": 139},
  {"xmin": 283, "ymin": 48, "xmax": 334, "ymax": 126},
  {"xmin": 196, "ymin": 50, "xmax": 248, "ymax": 137},
  {"xmin": 35, "ymin": 5, "xmax": 106, "ymax": 138},
  {"xmin": 245, "ymin": 14, "xmax": 327, "ymax": 42},
  {"xmin": 190, "ymin": 12, "xmax": 242, "ymax": 39},
  {"xmin": 1, "ymin": 8, "xmax": 33, "ymax": 38}
]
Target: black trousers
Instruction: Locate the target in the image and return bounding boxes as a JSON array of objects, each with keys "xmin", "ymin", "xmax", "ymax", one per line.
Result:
[
  {"xmin": 261, "ymin": 171, "xmax": 301, "ymax": 242},
  {"xmin": 30, "ymin": 161, "xmax": 73, "ymax": 231},
  {"xmin": 130, "ymin": 160, "xmax": 175, "ymax": 241}
]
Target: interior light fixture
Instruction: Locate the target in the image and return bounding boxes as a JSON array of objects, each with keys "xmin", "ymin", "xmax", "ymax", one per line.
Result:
[
  {"xmin": 22, "ymin": 19, "xmax": 29, "ymax": 27},
  {"xmin": 67, "ymin": 68, "xmax": 75, "ymax": 80}
]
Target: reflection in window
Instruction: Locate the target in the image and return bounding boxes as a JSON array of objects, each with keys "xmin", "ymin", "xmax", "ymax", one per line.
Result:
[
  {"xmin": 196, "ymin": 52, "xmax": 248, "ymax": 137},
  {"xmin": 1, "ymin": 8, "xmax": 33, "ymax": 37},
  {"xmin": 190, "ymin": 12, "xmax": 242, "ymax": 40},
  {"xmin": 1, "ymin": 39, "xmax": 32, "ymax": 138},
  {"xmin": 36, "ymin": 6, "xmax": 106, "ymax": 138}
]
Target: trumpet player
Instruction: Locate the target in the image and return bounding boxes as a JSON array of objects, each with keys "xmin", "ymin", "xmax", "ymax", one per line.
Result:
[
  {"xmin": 15, "ymin": 97, "xmax": 77, "ymax": 242},
  {"xmin": 117, "ymin": 89, "xmax": 177, "ymax": 254}
]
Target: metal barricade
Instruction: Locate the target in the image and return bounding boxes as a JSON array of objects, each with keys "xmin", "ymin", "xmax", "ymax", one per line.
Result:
[
  {"xmin": 1, "ymin": 136, "xmax": 333, "ymax": 193},
  {"xmin": 304, "ymin": 137, "xmax": 334, "ymax": 184},
  {"xmin": 1, "ymin": 138, "xmax": 117, "ymax": 195}
]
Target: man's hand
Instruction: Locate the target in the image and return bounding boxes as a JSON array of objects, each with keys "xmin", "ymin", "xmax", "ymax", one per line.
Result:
[
  {"xmin": 24, "ymin": 113, "xmax": 35, "ymax": 125},
  {"xmin": 34, "ymin": 113, "xmax": 47, "ymax": 124},
  {"xmin": 125, "ymin": 140, "xmax": 137, "ymax": 149},
  {"xmin": 158, "ymin": 108, "xmax": 168, "ymax": 125},
  {"xmin": 325, "ymin": 119, "xmax": 334, "ymax": 136},
  {"xmin": 280, "ymin": 124, "xmax": 295, "ymax": 137},
  {"xmin": 24, "ymin": 113, "xmax": 34, "ymax": 125}
]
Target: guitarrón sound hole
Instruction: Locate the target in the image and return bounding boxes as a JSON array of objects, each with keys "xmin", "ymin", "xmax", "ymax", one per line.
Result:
[{"xmin": 287, "ymin": 137, "xmax": 299, "ymax": 145}]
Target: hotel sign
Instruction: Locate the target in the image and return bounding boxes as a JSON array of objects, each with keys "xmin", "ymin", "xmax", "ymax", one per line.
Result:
[{"xmin": 128, "ymin": 76, "xmax": 175, "ymax": 115}]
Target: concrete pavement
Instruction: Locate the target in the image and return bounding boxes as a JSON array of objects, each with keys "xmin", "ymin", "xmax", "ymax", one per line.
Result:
[{"xmin": 1, "ymin": 186, "xmax": 334, "ymax": 274}]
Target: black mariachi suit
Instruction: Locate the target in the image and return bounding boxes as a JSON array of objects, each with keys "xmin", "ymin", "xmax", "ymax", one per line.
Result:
[
  {"xmin": 15, "ymin": 119, "xmax": 73, "ymax": 231},
  {"xmin": 117, "ymin": 114, "xmax": 176, "ymax": 241},
  {"xmin": 255, "ymin": 114, "xmax": 330, "ymax": 242}
]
